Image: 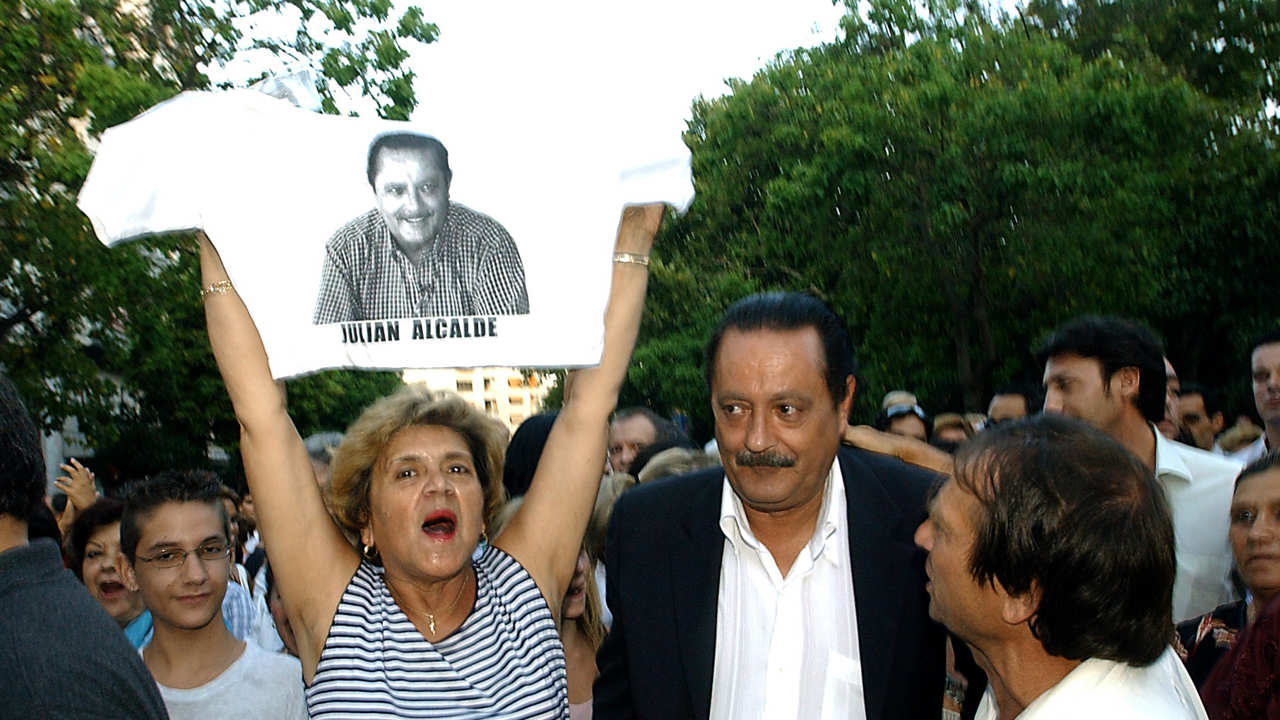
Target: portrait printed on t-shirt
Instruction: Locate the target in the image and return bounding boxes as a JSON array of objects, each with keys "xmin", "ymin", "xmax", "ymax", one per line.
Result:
[{"xmin": 313, "ymin": 132, "xmax": 530, "ymax": 325}]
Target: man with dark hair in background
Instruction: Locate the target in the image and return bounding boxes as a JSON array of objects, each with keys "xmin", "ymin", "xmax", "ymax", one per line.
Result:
[
  {"xmin": 1232, "ymin": 328, "xmax": 1280, "ymax": 464},
  {"xmin": 985, "ymin": 381, "xmax": 1040, "ymax": 427},
  {"xmin": 1178, "ymin": 382, "xmax": 1226, "ymax": 453},
  {"xmin": 596, "ymin": 292, "xmax": 974, "ymax": 719},
  {"xmin": 916, "ymin": 414, "xmax": 1207, "ymax": 718},
  {"xmin": 313, "ymin": 131, "xmax": 529, "ymax": 323},
  {"xmin": 1037, "ymin": 316, "xmax": 1241, "ymax": 622},
  {"xmin": 0, "ymin": 373, "xmax": 168, "ymax": 718},
  {"xmin": 119, "ymin": 471, "xmax": 307, "ymax": 719},
  {"xmin": 608, "ymin": 406, "xmax": 686, "ymax": 475}
]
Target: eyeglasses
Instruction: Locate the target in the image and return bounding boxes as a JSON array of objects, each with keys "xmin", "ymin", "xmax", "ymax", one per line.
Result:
[{"xmin": 136, "ymin": 542, "xmax": 231, "ymax": 569}]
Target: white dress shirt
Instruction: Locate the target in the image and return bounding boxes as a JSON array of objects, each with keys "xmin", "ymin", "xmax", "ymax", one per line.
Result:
[
  {"xmin": 1153, "ymin": 426, "xmax": 1243, "ymax": 623},
  {"xmin": 975, "ymin": 646, "xmax": 1207, "ymax": 719},
  {"xmin": 709, "ymin": 459, "xmax": 864, "ymax": 720}
]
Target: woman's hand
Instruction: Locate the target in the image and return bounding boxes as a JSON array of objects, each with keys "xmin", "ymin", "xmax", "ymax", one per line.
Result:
[{"xmin": 55, "ymin": 458, "xmax": 98, "ymax": 510}]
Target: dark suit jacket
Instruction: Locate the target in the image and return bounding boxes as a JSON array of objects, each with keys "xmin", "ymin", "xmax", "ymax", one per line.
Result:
[{"xmin": 593, "ymin": 445, "xmax": 969, "ymax": 720}]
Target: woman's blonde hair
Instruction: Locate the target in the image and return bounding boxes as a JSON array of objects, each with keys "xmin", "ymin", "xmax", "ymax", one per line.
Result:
[{"xmin": 327, "ymin": 386, "xmax": 509, "ymax": 543}]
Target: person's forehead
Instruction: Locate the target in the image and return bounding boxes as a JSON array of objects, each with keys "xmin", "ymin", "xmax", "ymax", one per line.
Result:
[
  {"xmin": 1045, "ymin": 353, "xmax": 1102, "ymax": 378},
  {"xmin": 989, "ymin": 393, "xmax": 1026, "ymax": 412},
  {"xmin": 934, "ymin": 478, "xmax": 979, "ymax": 530},
  {"xmin": 1253, "ymin": 342, "xmax": 1280, "ymax": 369},
  {"xmin": 137, "ymin": 501, "xmax": 224, "ymax": 546},
  {"xmin": 374, "ymin": 146, "xmax": 445, "ymax": 180},
  {"xmin": 712, "ymin": 326, "xmax": 826, "ymax": 388},
  {"xmin": 1235, "ymin": 467, "xmax": 1280, "ymax": 502},
  {"xmin": 88, "ymin": 521, "xmax": 121, "ymax": 544},
  {"xmin": 379, "ymin": 424, "xmax": 472, "ymax": 464},
  {"xmin": 1178, "ymin": 392, "xmax": 1206, "ymax": 412},
  {"xmin": 611, "ymin": 414, "xmax": 656, "ymax": 441}
]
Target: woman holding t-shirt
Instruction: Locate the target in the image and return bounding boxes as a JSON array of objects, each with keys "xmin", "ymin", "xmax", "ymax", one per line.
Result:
[{"xmin": 199, "ymin": 205, "xmax": 660, "ymax": 718}]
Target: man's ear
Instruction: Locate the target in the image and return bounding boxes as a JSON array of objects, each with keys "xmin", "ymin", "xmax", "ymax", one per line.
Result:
[
  {"xmin": 1111, "ymin": 366, "xmax": 1141, "ymax": 403},
  {"xmin": 1000, "ymin": 579, "xmax": 1041, "ymax": 627},
  {"xmin": 117, "ymin": 552, "xmax": 139, "ymax": 593},
  {"xmin": 1211, "ymin": 412, "xmax": 1225, "ymax": 433},
  {"xmin": 839, "ymin": 375, "xmax": 857, "ymax": 426}
]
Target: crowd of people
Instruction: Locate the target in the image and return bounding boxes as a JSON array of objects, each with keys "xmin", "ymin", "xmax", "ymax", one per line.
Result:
[{"xmin": 1, "ymin": 201, "xmax": 1277, "ymax": 719}]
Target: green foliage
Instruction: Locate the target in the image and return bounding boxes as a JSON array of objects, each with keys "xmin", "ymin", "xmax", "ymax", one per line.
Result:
[
  {"xmin": 287, "ymin": 370, "xmax": 403, "ymax": 437},
  {"xmin": 631, "ymin": 0, "xmax": 1280, "ymax": 436},
  {"xmin": 1, "ymin": 0, "xmax": 429, "ymax": 476}
]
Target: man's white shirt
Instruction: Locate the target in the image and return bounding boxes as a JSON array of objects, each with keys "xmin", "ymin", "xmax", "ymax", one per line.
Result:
[
  {"xmin": 975, "ymin": 646, "xmax": 1207, "ymax": 719},
  {"xmin": 709, "ymin": 458, "xmax": 865, "ymax": 720},
  {"xmin": 1153, "ymin": 425, "xmax": 1242, "ymax": 622}
]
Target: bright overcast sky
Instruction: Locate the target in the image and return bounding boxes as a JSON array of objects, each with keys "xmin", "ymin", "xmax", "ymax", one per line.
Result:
[{"xmin": 405, "ymin": 0, "xmax": 847, "ymax": 166}]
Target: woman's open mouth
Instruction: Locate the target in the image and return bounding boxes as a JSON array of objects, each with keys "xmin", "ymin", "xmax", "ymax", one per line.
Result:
[
  {"xmin": 98, "ymin": 580, "xmax": 126, "ymax": 599},
  {"xmin": 421, "ymin": 510, "xmax": 458, "ymax": 541}
]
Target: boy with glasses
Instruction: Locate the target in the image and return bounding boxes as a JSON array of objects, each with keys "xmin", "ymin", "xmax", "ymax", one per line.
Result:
[{"xmin": 119, "ymin": 472, "xmax": 306, "ymax": 719}]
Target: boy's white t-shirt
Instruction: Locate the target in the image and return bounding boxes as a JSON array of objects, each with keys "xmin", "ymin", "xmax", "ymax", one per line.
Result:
[{"xmin": 153, "ymin": 641, "xmax": 308, "ymax": 720}]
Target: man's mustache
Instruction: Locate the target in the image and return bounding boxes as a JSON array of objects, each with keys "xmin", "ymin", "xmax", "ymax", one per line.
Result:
[{"xmin": 735, "ymin": 450, "xmax": 796, "ymax": 468}]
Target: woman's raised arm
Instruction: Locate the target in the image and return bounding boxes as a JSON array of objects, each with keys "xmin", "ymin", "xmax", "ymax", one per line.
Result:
[
  {"xmin": 493, "ymin": 204, "xmax": 663, "ymax": 617},
  {"xmin": 199, "ymin": 233, "xmax": 358, "ymax": 677}
]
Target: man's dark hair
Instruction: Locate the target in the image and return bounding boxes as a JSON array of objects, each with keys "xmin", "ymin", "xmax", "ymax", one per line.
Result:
[
  {"xmin": 69, "ymin": 497, "xmax": 125, "ymax": 579},
  {"xmin": 1035, "ymin": 316, "xmax": 1165, "ymax": 423},
  {"xmin": 954, "ymin": 414, "xmax": 1175, "ymax": 666},
  {"xmin": 1250, "ymin": 328, "xmax": 1280, "ymax": 357},
  {"xmin": 0, "ymin": 374, "xmax": 45, "ymax": 521},
  {"xmin": 365, "ymin": 132, "xmax": 452, "ymax": 188},
  {"xmin": 120, "ymin": 471, "xmax": 229, "ymax": 563},
  {"xmin": 613, "ymin": 407, "xmax": 686, "ymax": 446},
  {"xmin": 1179, "ymin": 381, "xmax": 1223, "ymax": 419},
  {"xmin": 704, "ymin": 292, "xmax": 856, "ymax": 407}
]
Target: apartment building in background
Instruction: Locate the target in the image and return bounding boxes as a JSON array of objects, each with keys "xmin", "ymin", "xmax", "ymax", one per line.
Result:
[{"xmin": 401, "ymin": 367, "xmax": 555, "ymax": 433}]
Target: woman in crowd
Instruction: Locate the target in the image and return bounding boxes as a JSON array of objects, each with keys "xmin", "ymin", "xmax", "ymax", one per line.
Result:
[
  {"xmin": 199, "ymin": 204, "xmax": 660, "ymax": 718},
  {"xmin": 494, "ymin": 497, "xmax": 606, "ymax": 719},
  {"xmin": 68, "ymin": 497, "xmax": 151, "ymax": 648},
  {"xmin": 1176, "ymin": 451, "xmax": 1280, "ymax": 718}
]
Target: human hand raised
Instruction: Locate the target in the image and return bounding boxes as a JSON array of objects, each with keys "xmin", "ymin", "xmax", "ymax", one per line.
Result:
[
  {"xmin": 55, "ymin": 458, "xmax": 98, "ymax": 511},
  {"xmin": 614, "ymin": 204, "xmax": 665, "ymax": 256}
]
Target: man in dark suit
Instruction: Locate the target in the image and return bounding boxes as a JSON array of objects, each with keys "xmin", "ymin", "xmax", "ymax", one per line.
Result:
[{"xmin": 594, "ymin": 292, "xmax": 968, "ymax": 719}]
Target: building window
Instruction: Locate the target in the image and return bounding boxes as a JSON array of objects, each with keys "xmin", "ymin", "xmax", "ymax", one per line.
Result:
[
  {"xmin": 456, "ymin": 380, "xmax": 473, "ymax": 392},
  {"xmin": 509, "ymin": 395, "xmax": 524, "ymax": 405},
  {"xmin": 484, "ymin": 400, "xmax": 496, "ymax": 413},
  {"xmin": 483, "ymin": 377, "xmax": 493, "ymax": 391},
  {"xmin": 510, "ymin": 414, "xmax": 524, "ymax": 425},
  {"xmin": 508, "ymin": 376, "xmax": 524, "ymax": 388}
]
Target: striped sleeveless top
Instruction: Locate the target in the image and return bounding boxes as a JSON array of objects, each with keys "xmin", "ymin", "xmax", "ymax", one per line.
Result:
[{"xmin": 306, "ymin": 544, "xmax": 568, "ymax": 719}]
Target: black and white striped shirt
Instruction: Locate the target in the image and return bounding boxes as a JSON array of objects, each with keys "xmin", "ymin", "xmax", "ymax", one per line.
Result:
[
  {"xmin": 313, "ymin": 203, "xmax": 530, "ymax": 324},
  {"xmin": 306, "ymin": 545, "xmax": 568, "ymax": 719}
]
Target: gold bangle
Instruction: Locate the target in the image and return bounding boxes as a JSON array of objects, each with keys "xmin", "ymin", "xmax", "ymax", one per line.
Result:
[
  {"xmin": 201, "ymin": 280, "xmax": 234, "ymax": 299},
  {"xmin": 612, "ymin": 252, "xmax": 650, "ymax": 267}
]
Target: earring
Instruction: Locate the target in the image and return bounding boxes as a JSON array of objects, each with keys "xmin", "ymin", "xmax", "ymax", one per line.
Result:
[{"xmin": 361, "ymin": 543, "xmax": 379, "ymax": 561}]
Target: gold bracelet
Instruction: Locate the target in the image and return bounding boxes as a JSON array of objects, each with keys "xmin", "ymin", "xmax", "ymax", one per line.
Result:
[
  {"xmin": 200, "ymin": 280, "xmax": 234, "ymax": 299},
  {"xmin": 612, "ymin": 252, "xmax": 650, "ymax": 266}
]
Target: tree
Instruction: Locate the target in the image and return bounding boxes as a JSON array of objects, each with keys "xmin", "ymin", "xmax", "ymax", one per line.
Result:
[
  {"xmin": 629, "ymin": 0, "xmax": 1280, "ymax": 433},
  {"xmin": 1024, "ymin": 0, "xmax": 1280, "ymax": 112},
  {"xmin": 1, "ymin": 0, "xmax": 423, "ymax": 476}
]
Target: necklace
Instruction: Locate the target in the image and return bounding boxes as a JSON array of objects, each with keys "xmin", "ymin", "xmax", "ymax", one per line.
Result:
[{"xmin": 402, "ymin": 569, "xmax": 472, "ymax": 636}]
